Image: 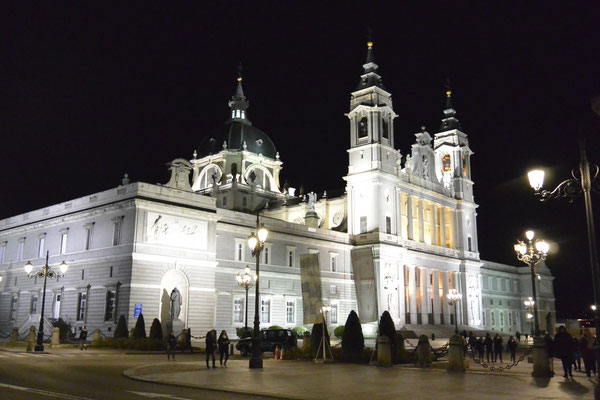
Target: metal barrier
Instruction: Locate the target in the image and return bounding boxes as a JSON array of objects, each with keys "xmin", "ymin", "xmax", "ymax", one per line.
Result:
[{"xmin": 468, "ymin": 345, "xmax": 533, "ymax": 372}]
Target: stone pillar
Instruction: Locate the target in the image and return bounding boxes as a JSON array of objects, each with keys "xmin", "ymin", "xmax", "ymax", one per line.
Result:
[
  {"xmin": 9, "ymin": 328, "xmax": 18, "ymax": 346},
  {"xmin": 26, "ymin": 326, "xmax": 36, "ymax": 352},
  {"xmin": 416, "ymin": 335, "xmax": 433, "ymax": 367},
  {"xmin": 420, "ymin": 267, "xmax": 429, "ymax": 325},
  {"xmin": 440, "ymin": 207, "xmax": 447, "ymax": 247},
  {"xmin": 418, "ymin": 199, "xmax": 425, "ymax": 243},
  {"xmin": 377, "ymin": 336, "xmax": 392, "ymax": 367},
  {"xmin": 50, "ymin": 327, "xmax": 60, "ymax": 347},
  {"xmin": 433, "ymin": 270, "xmax": 441, "ymax": 324},
  {"xmin": 407, "ymin": 196, "xmax": 414, "ymax": 240},
  {"xmin": 304, "ymin": 211, "xmax": 319, "ymax": 228},
  {"xmin": 431, "ymin": 204, "xmax": 438, "ymax": 246},
  {"xmin": 447, "ymin": 334, "xmax": 466, "ymax": 372},
  {"xmin": 443, "ymin": 271, "xmax": 451, "ymax": 325},
  {"xmin": 92, "ymin": 329, "xmax": 102, "ymax": 345},
  {"xmin": 408, "ymin": 265, "xmax": 417, "ymax": 323},
  {"xmin": 531, "ymin": 337, "xmax": 552, "ymax": 377},
  {"xmin": 397, "ymin": 265, "xmax": 406, "ymax": 325}
]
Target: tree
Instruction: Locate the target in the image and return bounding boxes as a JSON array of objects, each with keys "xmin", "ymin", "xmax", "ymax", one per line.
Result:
[
  {"xmin": 133, "ymin": 313, "xmax": 147, "ymax": 339},
  {"xmin": 341, "ymin": 310, "xmax": 364, "ymax": 354},
  {"xmin": 379, "ymin": 310, "xmax": 396, "ymax": 352},
  {"xmin": 114, "ymin": 315, "xmax": 128, "ymax": 339},
  {"xmin": 149, "ymin": 318, "xmax": 163, "ymax": 341}
]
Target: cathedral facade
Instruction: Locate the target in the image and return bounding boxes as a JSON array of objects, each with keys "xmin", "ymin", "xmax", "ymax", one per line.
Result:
[{"xmin": 0, "ymin": 43, "xmax": 556, "ymax": 339}]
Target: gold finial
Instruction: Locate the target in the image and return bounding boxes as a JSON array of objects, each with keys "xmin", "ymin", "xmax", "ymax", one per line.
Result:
[
  {"xmin": 237, "ymin": 76, "xmax": 243, "ymax": 82},
  {"xmin": 446, "ymin": 90, "xmax": 452, "ymax": 96},
  {"xmin": 367, "ymin": 41, "xmax": 373, "ymax": 48}
]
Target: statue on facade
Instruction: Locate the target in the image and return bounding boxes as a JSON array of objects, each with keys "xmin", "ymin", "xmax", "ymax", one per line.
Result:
[
  {"xmin": 307, "ymin": 192, "xmax": 317, "ymax": 213},
  {"xmin": 170, "ymin": 287, "xmax": 182, "ymax": 320}
]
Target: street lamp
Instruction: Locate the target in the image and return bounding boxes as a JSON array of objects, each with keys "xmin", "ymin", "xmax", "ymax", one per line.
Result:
[
  {"xmin": 248, "ymin": 213, "xmax": 268, "ymax": 369},
  {"xmin": 24, "ymin": 251, "xmax": 68, "ymax": 352},
  {"xmin": 514, "ymin": 231, "xmax": 548, "ymax": 337},
  {"xmin": 524, "ymin": 297, "xmax": 535, "ymax": 339},
  {"xmin": 447, "ymin": 289, "xmax": 461, "ymax": 334},
  {"xmin": 236, "ymin": 265, "xmax": 255, "ymax": 333}
]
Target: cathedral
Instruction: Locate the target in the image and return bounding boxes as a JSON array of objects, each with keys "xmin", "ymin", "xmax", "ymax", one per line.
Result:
[{"xmin": 0, "ymin": 42, "xmax": 556, "ymax": 339}]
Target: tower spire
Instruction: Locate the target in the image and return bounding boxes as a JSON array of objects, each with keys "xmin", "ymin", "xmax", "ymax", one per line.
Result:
[
  {"xmin": 357, "ymin": 40, "xmax": 385, "ymax": 90},
  {"xmin": 228, "ymin": 63, "xmax": 249, "ymax": 121},
  {"xmin": 439, "ymin": 80, "xmax": 461, "ymax": 131}
]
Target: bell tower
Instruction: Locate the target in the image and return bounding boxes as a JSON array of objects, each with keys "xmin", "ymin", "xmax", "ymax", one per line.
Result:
[{"xmin": 345, "ymin": 41, "xmax": 400, "ymax": 235}]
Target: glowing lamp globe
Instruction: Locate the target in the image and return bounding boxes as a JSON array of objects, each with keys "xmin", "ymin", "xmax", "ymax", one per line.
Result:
[
  {"xmin": 247, "ymin": 235, "xmax": 258, "ymax": 251},
  {"xmin": 527, "ymin": 170, "xmax": 545, "ymax": 191},
  {"xmin": 257, "ymin": 226, "xmax": 268, "ymax": 243},
  {"xmin": 525, "ymin": 231, "xmax": 535, "ymax": 241},
  {"xmin": 59, "ymin": 261, "xmax": 69, "ymax": 274},
  {"xmin": 535, "ymin": 240, "xmax": 549, "ymax": 254},
  {"xmin": 24, "ymin": 261, "xmax": 34, "ymax": 275}
]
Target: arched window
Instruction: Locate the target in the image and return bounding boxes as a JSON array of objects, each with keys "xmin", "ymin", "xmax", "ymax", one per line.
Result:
[
  {"xmin": 195, "ymin": 164, "xmax": 223, "ymax": 190},
  {"xmin": 442, "ymin": 154, "xmax": 451, "ymax": 172},
  {"xmin": 244, "ymin": 165, "xmax": 274, "ymax": 191},
  {"xmin": 462, "ymin": 155, "xmax": 468, "ymax": 176},
  {"xmin": 382, "ymin": 118, "xmax": 389, "ymax": 139},
  {"xmin": 358, "ymin": 117, "xmax": 368, "ymax": 138}
]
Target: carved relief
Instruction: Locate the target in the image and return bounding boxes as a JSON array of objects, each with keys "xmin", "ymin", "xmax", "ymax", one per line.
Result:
[{"xmin": 147, "ymin": 212, "xmax": 208, "ymax": 250}]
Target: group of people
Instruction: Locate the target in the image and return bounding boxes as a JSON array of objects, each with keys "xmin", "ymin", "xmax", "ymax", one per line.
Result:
[
  {"xmin": 463, "ymin": 331, "xmax": 517, "ymax": 363},
  {"xmin": 549, "ymin": 326, "xmax": 597, "ymax": 378},
  {"xmin": 165, "ymin": 328, "xmax": 231, "ymax": 368}
]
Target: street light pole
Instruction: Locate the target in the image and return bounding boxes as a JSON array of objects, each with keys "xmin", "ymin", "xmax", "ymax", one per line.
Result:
[
  {"xmin": 236, "ymin": 265, "xmax": 255, "ymax": 332},
  {"xmin": 24, "ymin": 251, "xmax": 68, "ymax": 352},
  {"xmin": 524, "ymin": 297, "xmax": 535, "ymax": 339},
  {"xmin": 248, "ymin": 210, "xmax": 268, "ymax": 369},
  {"xmin": 514, "ymin": 231, "xmax": 548, "ymax": 338},
  {"xmin": 447, "ymin": 289, "xmax": 461, "ymax": 334}
]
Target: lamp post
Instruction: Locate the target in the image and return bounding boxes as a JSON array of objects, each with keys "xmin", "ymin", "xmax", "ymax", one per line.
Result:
[
  {"xmin": 247, "ymin": 212, "xmax": 269, "ymax": 369},
  {"xmin": 447, "ymin": 289, "xmax": 461, "ymax": 334},
  {"xmin": 514, "ymin": 231, "xmax": 549, "ymax": 337},
  {"xmin": 524, "ymin": 297, "xmax": 535, "ymax": 339},
  {"xmin": 528, "ymin": 141, "xmax": 600, "ymax": 383},
  {"xmin": 236, "ymin": 265, "xmax": 255, "ymax": 332},
  {"xmin": 24, "ymin": 251, "xmax": 68, "ymax": 352}
]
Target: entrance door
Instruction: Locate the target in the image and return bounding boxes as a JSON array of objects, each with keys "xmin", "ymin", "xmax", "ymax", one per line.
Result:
[{"xmin": 53, "ymin": 294, "xmax": 61, "ymax": 319}]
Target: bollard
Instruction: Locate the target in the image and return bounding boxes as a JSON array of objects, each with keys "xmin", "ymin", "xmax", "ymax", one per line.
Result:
[
  {"xmin": 531, "ymin": 336, "xmax": 552, "ymax": 377},
  {"xmin": 9, "ymin": 328, "xmax": 18, "ymax": 346},
  {"xmin": 377, "ymin": 336, "xmax": 392, "ymax": 367},
  {"xmin": 92, "ymin": 329, "xmax": 102, "ymax": 346},
  {"xmin": 26, "ymin": 326, "xmax": 36, "ymax": 352},
  {"xmin": 431, "ymin": 333, "xmax": 435, "ymax": 341},
  {"xmin": 230, "ymin": 343, "xmax": 234, "ymax": 355},
  {"xmin": 416, "ymin": 334, "xmax": 433, "ymax": 367},
  {"xmin": 51, "ymin": 327, "xmax": 60, "ymax": 347},
  {"xmin": 447, "ymin": 335, "xmax": 465, "ymax": 372},
  {"xmin": 302, "ymin": 332, "xmax": 311, "ymax": 353}
]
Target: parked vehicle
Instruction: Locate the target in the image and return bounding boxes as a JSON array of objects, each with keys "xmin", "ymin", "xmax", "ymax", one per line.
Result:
[{"xmin": 236, "ymin": 329, "xmax": 298, "ymax": 356}]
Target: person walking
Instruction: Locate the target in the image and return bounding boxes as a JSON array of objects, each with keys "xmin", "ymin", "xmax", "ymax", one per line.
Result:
[
  {"xmin": 218, "ymin": 330, "xmax": 230, "ymax": 366},
  {"xmin": 79, "ymin": 326, "xmax": 88, "ymax": 350},
  {"xmin": 516, "ymin": 331, "xmax": 521, "ymax": 342},
  {"xmin": 468, "ymin": 332, "xmax": 477, "ymax": 358},
  {"xmin": 493, "ymin": 334, "xmax": 503, "ymax": 363},
  {"xmin": 477, "ymin": 337, "xmax": 485, "ymax": 362},
  {"xmin": 507, "ymin": 336, "xmax": 517, "ymax": 363},
  {"xmin": 524, "ymin": 333, "xmax": 529, "ymax": 343},
  {"xmin": 166, "ymin": 331, "xmax": 176, "ymax": 361},
  {"xmin": 572, "ymin": 337, "xmax": 582, "ymax": 372},
  {"xmin": 205, "ymin": 329, "xmax": 217, "ymax": 369},
  {"xmin": 484, "ymin": 333, "xmax": 493, "ymax": 363},
  {"xmin": 184, "ymin": 328, "xmax": 193, "ymax": 353},
  {"xmin": 554, "ymin": 326, "xmax": 574, "ymax": 378},
  {"xmin": 580, "ymin": 328, "xmax": 597, "ymax": 377}
]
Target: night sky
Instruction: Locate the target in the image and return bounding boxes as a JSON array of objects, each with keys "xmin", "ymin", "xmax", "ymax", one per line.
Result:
[{"xmin": 1, "ymin": 2, "xmax": 599, "ymax": 319}]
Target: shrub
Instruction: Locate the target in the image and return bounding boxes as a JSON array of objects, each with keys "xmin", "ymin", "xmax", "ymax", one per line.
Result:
[
  {"xmin": 55, "ymin": 318, "xmax": 72, "ymax": 343},
  {"xmin": 311, "ymin": 322, "xmax": 330, "ymax": 358},
  {"xmin": 282, "ymin": 345, "xmax": 312, "ymax": 360},
  {"xmin": 133, "ymin": 314, "xmax": 147, "ymax": 339},
  {"xmin": 292, "ymin": 326, "xmax": 308, "ymax": 338},
  {"xmin": 342, "ymin": 310, "xmax": 364, "ymax": 355},
  {"xmin": 236, "ymin": 327, "xmax": 253, "ymax": 339},
  {"xmin": 268, "ymin": 325, "xmax": 283, "ymax": 330},
  {"xmin": 334, "ymin": 326, "xmax": 345, "ymax": 338},
  {"xmin": 379, "ymin": 311, "xmax": 396, "ymax": 344},
  {"xmin": 92, "ymin": 337, "xmax": 165, "ymax": 351},
  {"xmin": 332, "ymin": 345, "xmax": 372, "ymax": 363},
  {"xmin": 114, "ymin": 315, "xmax": 128, "ymax": 339},
  {"xmin": 149, "ymin": 318, "xmax": 163, "ymax": 341}
]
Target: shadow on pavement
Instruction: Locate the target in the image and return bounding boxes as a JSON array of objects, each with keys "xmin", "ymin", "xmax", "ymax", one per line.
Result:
[{"xmin": 558, "ymin": 379, "xmax": 590, "ymax": 396}]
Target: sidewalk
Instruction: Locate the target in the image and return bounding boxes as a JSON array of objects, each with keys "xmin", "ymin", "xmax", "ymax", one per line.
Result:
[{"xmin": 124, "ymin": 357, "xmax": 597, "ymax": 400}]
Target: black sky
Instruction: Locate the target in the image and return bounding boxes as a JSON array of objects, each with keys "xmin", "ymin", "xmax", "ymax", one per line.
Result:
[{"xmin": 1, "ymin": 2, "xmax": 599, "ymax": 319}]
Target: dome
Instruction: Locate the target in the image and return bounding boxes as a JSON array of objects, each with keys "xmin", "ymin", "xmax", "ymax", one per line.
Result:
[{"xmin": 198, "ymin": 119, "xmax": 277, "ymax": 159}]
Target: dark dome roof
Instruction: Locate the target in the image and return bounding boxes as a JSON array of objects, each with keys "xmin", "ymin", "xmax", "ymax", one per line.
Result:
[{"xmin": 198, "ymin": 119, "xmax": 277, "ymax": 159}]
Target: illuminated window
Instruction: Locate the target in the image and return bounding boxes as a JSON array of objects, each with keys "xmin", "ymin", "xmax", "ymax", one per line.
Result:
[
  {"xmin": 233, "ymin": 298, "xmax": 244, "ymax": 323},
  {"xmin": 286, "ymin": 301, "xmax": 295, "ymax": 324},
  {"xmin": 261, "ymin": 299, "xmax": 270, "ymax": 323},
  {"xmin": 77, "ymin": 292, "xmax": 87, "ymax": 321},
  {"xmin": 104, "ymin": 290, "xmax": 116, "ymax": 321},
  {"xmin": 38, "ymin": 235, "xmax": 46, "ymax": 258},
  {"xmin": 358, "ymin": 117, "xmax": 368, "ymax": 138},
  {"xmin": 442, "ymin": 154, "xmax": 451, "ymax": 172},
  {"xmin": 17, "ymin": 238, "xmax": 25, "ymax": 261},
  {"xmin": 60, "ymin": 230, "xmax": 68, "ymax": 255},
  {"xmin": 462, "ymin": 155, "xmax": 468, "ymax": 175},
  {"xmin": 330, "ymin": 304, "xmax": 338, "ymax": 324}
]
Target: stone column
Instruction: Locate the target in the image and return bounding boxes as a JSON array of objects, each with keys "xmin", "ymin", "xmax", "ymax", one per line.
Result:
[
  {"xmin": 531, "ymin": 337, "xmax": 552, "ymax": 377},
  {"xmin": 433, "ymin": 270, "xmax": 441, "ymax": 324},
  {"xmin": 440, "ymin": 207, "xmax": 447, "ymax": 248},
  {"xmin": 407, "ymin": 196, "xmax": 414, "ymax": 240},
  {"xmin": 431, "ymin": 204, "xmax": 438, "ymax": 246},
  {"xmin": 408, "ymin": 265, "xmax": 417, "ymax": 323},
  {"xmin": 418, "ymin": 199, "xmax": 425, "ymax": 243},
  {"xmin": 447, "ymin": 334, "xmax": 466, "ymax": 372},
  {"xmin": 443, "ymin": 271, "xmax": 451, "ymax": 325},
  {"xmin": 453, "ymin": 210, "xmax": 459, "ymax": 249},
  {"xmin": 50, "ymin": 327, "xmax": 60, "ymax": 347},
  {"xmin": 397, "ymin": 264, "xmax": 406, "ymax": 325},
  {"xmin": 420, "ymin": 267, "xmax": 429, "ymax": 325}
]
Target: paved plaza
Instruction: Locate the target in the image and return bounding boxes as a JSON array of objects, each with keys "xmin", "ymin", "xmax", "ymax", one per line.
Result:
[{"xmin": 124, "ymin": 356, "xmax": 597, "ymax": 400}]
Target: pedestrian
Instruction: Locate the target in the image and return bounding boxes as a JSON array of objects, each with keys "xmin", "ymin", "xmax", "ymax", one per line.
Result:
[
  {"xmin": 516, "ymin": 331, "xmax": 521, "ymax": 342},
  {"xmin": 184, "ymin": 328, "xmax": 193, "ymax": 353},
  {"xmin": 468, "ymin": 332, "xmax": 477, "ymax": 358},
  {"xmin": 545, "ymin": 331, "xmax": 555, "ymax": 376},
  {"xmin": 493, "ymin": 333, "xmax": 503, "ymax": 363},
  {"xmin": 80, "ymin": 326, "xmax": 88, "ymax": 350},
  {"xmin": 205, "ymin": 329, "xmax": 217, "ymax": 369},
  {"xmin": 554, "ymin": 326, "xmax": 574, "ymax": 378},
  {"xmin": 524, "ymin": 333, "xmax": 529, "ymax": 343},
  {"xmin": 580, "ymin": 328, "xmax": 597, "ymax": 377},
  {"xmin": 484, "ymin": 333, "xmax": 493, "ymax": 363},
  {"xmin": 477, "ymin": 337, "xmax": 485, "ymax": 362},
  {"xmin": 572, "ymin": 337, "xmax": 582, "ymax": 372},
  {"xmin": 507, "ymin": 336, "xmax": 517, "ymax": 363},
  {"xmin": 166, "ymin": 331, "xmax": 176, "ymax": 361},
  {"xmin": 218, "ymin": 330, "xmax": 230, "ymax": 366}
]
